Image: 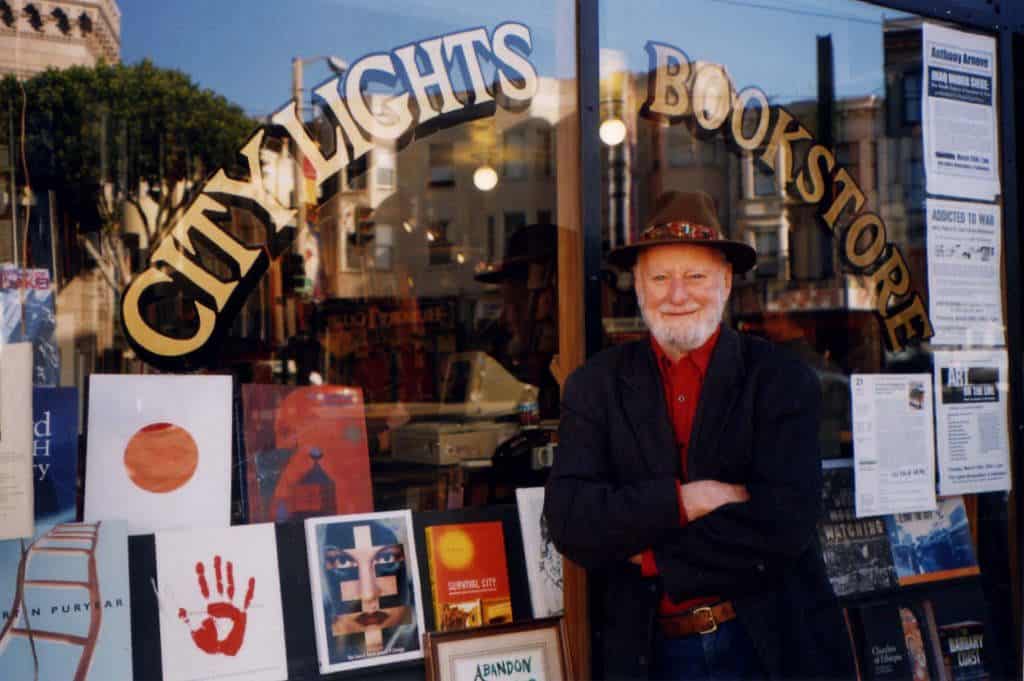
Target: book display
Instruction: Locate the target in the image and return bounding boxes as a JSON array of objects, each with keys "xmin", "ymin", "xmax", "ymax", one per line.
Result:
[
  {"xmin": 0, "ymin": 364, "xmax": 998, "ymax": 680},
  {"xmin": 851, "ymin": 581, "xmax": 996, "ymax": 681}
]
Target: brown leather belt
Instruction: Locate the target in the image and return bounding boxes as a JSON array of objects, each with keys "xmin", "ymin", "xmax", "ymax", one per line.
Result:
[{"xmin": 657, "ymin": 601, "xmax": 736, "ymax": 638}]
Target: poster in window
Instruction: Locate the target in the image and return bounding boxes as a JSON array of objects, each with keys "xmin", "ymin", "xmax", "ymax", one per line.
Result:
[
  {"xmin": 922, "ymin": 23, "xmax": 1000, "ymax": 201},
  {"xmin": 306, "ymin": 510, "xmax": 426, "ymax": 674},
  {"xmin": 925, "ymin": 199, "xmax": 1003, "ymax": 347},
  {"xmin": 933, "ymin": 350, "xmax": 1011, "ymax": 495},
  {"xmin": 242, "ymin": 384, "xmax": 372, "ymax": 523},
  {"xmin": 83, "ymin": 374, "xmax": 233, "ymax": 535},
  {"xmin": 851, "ymin": 374, "xmax": 937, "ymax": 517}
]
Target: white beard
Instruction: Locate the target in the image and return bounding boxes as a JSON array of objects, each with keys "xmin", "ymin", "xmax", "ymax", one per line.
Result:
[{"xmin": 637, "ymin": 285, "xmax": 726, "ymax": 355}]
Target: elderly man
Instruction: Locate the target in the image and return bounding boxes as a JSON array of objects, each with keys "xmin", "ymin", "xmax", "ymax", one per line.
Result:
[{"xmin": 544, "ymin": 191, "xmax": 852, "ymax": 680}]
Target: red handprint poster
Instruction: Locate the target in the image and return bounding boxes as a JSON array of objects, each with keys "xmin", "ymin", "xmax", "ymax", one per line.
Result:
[{"xmin": 155, "ymin": 524, "xmax": 287, "ymax": 681}]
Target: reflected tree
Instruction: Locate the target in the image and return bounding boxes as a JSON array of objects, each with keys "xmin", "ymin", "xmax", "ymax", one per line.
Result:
[{"xmin": 0, "ymin": 60, "xmax": 254, "ymax": 293}]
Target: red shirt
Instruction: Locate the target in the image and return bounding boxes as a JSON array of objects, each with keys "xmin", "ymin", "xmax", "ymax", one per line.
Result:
[{"xmin": 641, "ymin": 326, "xmax": 721, "ymax": 616}]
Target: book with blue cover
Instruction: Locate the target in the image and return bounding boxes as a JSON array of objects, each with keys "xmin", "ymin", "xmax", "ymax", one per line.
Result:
[
  {"xmin": 885, "ymin": 497, "xmax": 980, "ymax": 586},
  {"xmin": 31, "ymin": 387, "xmax": 78, "ymax": 533},
  {"xmin": 0, "ymin": 387, "xmax": 134, "ymax": 680}
]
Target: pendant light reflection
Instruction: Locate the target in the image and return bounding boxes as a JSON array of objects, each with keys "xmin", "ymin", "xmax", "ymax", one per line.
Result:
[
  {"xmin": 473, "ymin": 164, "xmax": 499, "ymax": 191},
  {"xmin": 599, "ymin": 117, "xmax": 627, "ymax": 146}
]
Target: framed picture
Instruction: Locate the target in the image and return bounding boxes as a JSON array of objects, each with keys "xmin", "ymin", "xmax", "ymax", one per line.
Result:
[
  {"xmin": 305, "ymin": 510, "xmax": 426, "ymax": 674},
  {"xmin": 425, "ymin": 617, "xmax": 570, "ymax": 681}
]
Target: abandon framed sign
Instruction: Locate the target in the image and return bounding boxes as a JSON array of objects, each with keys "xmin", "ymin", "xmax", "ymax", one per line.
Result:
[{"xmin": 424, "ymin": 617, "xmax": 569, "ymax": 681}]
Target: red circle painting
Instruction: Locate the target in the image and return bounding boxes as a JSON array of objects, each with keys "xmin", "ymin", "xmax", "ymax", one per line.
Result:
[{"xmin": 123, "ymin": 422, "xmax": 199, "ymax": 493}]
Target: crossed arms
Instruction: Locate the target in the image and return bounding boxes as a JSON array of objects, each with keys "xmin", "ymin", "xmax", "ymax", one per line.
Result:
[{"xmin": 543, "ymin": 360, "xmax": 823, "ymax": 602}]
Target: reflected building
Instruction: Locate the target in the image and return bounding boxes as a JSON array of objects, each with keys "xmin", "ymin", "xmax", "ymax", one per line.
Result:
[
  {"xmin": 287, "ymin": 79, "xmax": 566, "ymax": 403},
  {"xmin": 0, "ymin": 1, "xmax": 122, "ymax": 385},
  {"xmin": 0, "ymin": 0, "xmax": 120, "ymax": 78}
]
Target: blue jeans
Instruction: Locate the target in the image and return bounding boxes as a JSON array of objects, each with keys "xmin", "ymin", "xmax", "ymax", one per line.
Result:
[{"xmin": 651, "ymin": 619, "xmax": 767, "ymax": 680}]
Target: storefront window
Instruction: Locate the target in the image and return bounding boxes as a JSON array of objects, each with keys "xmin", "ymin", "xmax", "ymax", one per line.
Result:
[
  {"xmin": 0, "ymin": 2, "xmax": 576, "ymax": 678},
  {"xmin": 598, "ymin": 0, "xmax": 1015, "ymax": 676}
]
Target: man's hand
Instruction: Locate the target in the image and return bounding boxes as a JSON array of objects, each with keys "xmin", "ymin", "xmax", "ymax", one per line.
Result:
[
  {"xmin": 627, "ymin": 481, "xmax": 749, "ymax": 565},
  {"xmin": 679, "ymin": 480, "xmax": 750, "ymax": 521}
]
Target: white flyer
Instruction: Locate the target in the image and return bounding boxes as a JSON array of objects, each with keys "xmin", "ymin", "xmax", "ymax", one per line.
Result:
[
  {"xmin": 922, "ymin": 23, "xmax": 1000, "ymax": 201},
  {"xmin": 0, "ymin": 342, "xmax": 33, "ymax": 540},
  {"xmin": 926, "ymin": 198, "xmax": 1004, "ymax": 346},
  {"xmin": 933, "ymin": 350, "xmax": 1011, "ymax": 495},
  {"xmin": 851, "ymin": 374, "xmax": 937, "ymax": 517}
]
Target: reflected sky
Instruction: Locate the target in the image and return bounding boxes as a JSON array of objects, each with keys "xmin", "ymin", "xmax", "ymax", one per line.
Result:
[{"xmin": 120, "ymin": 0, "xmax": 912, "ymax": 116}]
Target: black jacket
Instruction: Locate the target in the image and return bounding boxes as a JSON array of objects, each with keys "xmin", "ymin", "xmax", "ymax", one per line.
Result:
[{"xmin": 544, "ymin": 327, "xmax": 854, "ymax": 679}]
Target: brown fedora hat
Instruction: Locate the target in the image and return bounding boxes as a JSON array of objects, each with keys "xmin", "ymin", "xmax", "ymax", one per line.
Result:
[{"xmin": 607, "ymin": 191, "xmax": 757, "ymax": 274}]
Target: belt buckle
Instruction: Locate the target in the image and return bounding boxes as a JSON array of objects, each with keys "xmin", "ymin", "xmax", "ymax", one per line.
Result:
[{"xmin": 692, "ymin": 606, "xmax": 717, "ymax": 635}]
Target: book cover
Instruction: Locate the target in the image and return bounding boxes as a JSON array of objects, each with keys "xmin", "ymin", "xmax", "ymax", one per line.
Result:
[
  {"xmin": 856, "ymin": 599, "xmax": 942, "ymax": 681},
  {"xmin": 885, "ymin": 497, "xmax": 980, "ymax": 586},
  {"xmin": 930, "ymin": 581, "xmax": 992, "ymax": 680},
  {"xmin": 515, "ymin": 486, "xmax": 563, "ymax": 617},
  {"xmin": 154, "ymin": 523, "xmax": 288, "ymax": 681},
  {"xmin": 305, "ymin": 510, "xmax": 426, "ymax": 675},
  {"xmin": 938, "ymin": 621, "xmax": 988, "ymax": 681},
  {"xmin": 0, "ymin": 520, "xmax": 133, "ymax": 680},
  {"xmin": 0, "ymin": 342, "xmax": 33, "ymax": 541},
  {"xmin": 32, "ymin": 387, "xmax": 78, "ymax": 534},
  {"xmin": 83, "ymin": 374, "xmax": 233, "ymax": 535},
  {"xmin": 413, "ymin": 506, "xmax": 531, "ymax": 634},
  {"xmin": 817, "ymin": 462, "xmax": 899, "ymax": 596},
  {"xmin": 0, "ymin": 267, "xmax": 59, "ymax": 386},
  {"xmin": 242, "ymin": 384, "xmax": 372, "ymax": 523},
  {"xmin": 425, "ymin": 520, "xmax": 513, "ymax": 630}
]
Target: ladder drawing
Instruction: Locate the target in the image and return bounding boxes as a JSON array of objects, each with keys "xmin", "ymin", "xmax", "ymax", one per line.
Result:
[{"xmin": 0, "ymin": 521, "xmax": 103, "ymax": 681}]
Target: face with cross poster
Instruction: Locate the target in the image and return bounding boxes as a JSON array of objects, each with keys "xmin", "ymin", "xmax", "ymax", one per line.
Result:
[{"xmin": 307, "ymin": 511, "xmax": 425, "ymax": 674}]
